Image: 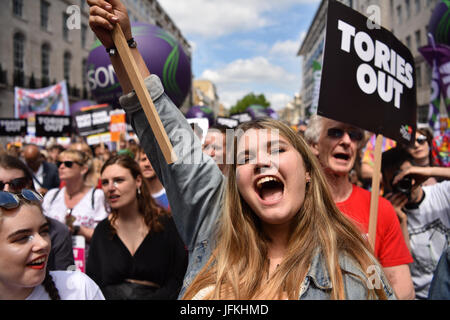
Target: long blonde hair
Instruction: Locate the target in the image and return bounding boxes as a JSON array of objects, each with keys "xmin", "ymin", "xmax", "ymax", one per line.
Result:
[{"xmin": 182, "ymin": 119, "xmax": 387, "ymax": 300}]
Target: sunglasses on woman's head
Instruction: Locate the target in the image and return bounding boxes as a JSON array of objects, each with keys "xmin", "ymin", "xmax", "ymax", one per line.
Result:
[
  {"xmin": 0, "ymin": 189, "xmax": 43, "ymax": 210},
  {"xmin": 327, "ymin": 128, "xmax": 364, "ymax": 142},
  {"xmin": 56, "ymin": 160, "xmax": 82, "ymax": 168},
  {"xmin": 0, "ymin": 177, "xmax": 29, "ymax": 192}
]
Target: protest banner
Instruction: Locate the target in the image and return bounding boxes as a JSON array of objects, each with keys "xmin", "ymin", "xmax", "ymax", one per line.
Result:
[
  {"xmin": 0, "ymin": 118, "xmax": 27, "ymax": 136},
  {"xmin": 72, "ymin": 235, "xmax": 85, "ymax": 273},
  {"xmin": 35, "ymin": 114, "xmax": 71, "ymax": 137},
  {"xmin": 320, "ymin": 1, "xmax": 418, "ymax": 248},
  {"xmin": 14, "ymin": 81, "xmax": 70, "ymax": 119},
  {"xmin": 110, "ymin": 110, "xmax": 127, "ymax": 143},
  {"xmin": 74, "ymin": 105, "xmax": 111, "ymax": 137}
]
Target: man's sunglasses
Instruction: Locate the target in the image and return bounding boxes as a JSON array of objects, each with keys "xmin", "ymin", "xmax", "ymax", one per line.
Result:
[
  {"xmin": 415, "ymin": 135, "xmax": 428, "ymax": 145},
  {"xmin": 0, "ymin": 177, "xmax": 29, "ymax": 192},
  {"xmin": 327, "ymin": 128, "xmax": 364, "ymax": 142},
  {"xmin": 0, "ymin": 189, "xmax": 43, "ymax": 210},
  {"xmin": 56, "ymin": 160, "xmax": 82, "ymax": 168}
]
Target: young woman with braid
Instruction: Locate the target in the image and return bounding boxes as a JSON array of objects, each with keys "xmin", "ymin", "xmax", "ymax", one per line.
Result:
[{"xmin": 0, "ymin": 190, "xmax": 104, "ymax": 300}]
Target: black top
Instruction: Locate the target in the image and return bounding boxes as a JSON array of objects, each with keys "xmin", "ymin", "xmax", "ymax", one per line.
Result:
[
  {"xmin": 47, "ymin": 217, "xmax": 75, "ymax": 271},
  {"xmin": 86, "ymin": 215, "xmax": 188, "ymax": 300}
]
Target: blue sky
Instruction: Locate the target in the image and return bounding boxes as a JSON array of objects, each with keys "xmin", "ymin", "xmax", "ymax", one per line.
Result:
[{"xmin": 158, "ymin": 0, "xmax": 321, "ymax": 111}]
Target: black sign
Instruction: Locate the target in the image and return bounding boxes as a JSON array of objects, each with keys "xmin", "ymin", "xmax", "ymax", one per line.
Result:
[
  {"xmin": 0, "ymin": 118, "xmax": 27, "ymax": 136},
  {"xmin": 35, "ymin": 114, "xmax": 72, "ymax": 137},
  {"xmin": 319, "ymin": 1, "xmax": 417, "ymax": 144},
  {"xmin": 216, "ymin": 117, "xmax": 239, "ymax": 128},
  {"xmin": 74, "ymin": 106, "xmax": 111, "ymax": 137}
]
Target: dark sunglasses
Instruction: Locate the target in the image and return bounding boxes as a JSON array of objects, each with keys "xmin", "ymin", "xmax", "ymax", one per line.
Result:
[
  {"xmin": 327, "ymin": 128, "xmax": 364, "ymax": 142},
  {"xmin": 0, "ymin": 177, "xmax": 29, "ymax": 192},
  {"xmin": 56, "ymin": 160, "xmax": 82, "ymax": 168},
  {"xmin": 0, "ymin": 189, "xmax": 43, "ymax": 210},
  {"xmin": 415, "ymin": 135, "xmax": 428, "ymax": 145}
]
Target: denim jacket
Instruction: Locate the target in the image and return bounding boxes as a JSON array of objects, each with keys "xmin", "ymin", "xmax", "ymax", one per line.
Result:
[{"xmin": 119, "ymin": 75, "xmax": 395, "ymax": 300}]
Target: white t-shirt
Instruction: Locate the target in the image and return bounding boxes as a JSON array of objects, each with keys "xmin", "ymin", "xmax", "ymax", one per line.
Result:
[
  {"xmin": 42, "ymin": 187, "xmax": 107, "ymax": 229},
  {"xmin": 405, "ymin": 180, "xmax": 450, "ymax": 299},
  {"xmin": 26, "ymin": 271, "xmax": 105, "ymax": 300}
]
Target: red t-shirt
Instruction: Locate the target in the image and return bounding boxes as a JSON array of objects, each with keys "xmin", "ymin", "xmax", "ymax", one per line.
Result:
[{"xmin": 336, "ymin": 185, "xmax": 413, "ymax": 268}]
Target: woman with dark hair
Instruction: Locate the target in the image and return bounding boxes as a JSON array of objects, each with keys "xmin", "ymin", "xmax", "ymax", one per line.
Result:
[
  {"xmin": 86, "ymin": 155, "xmax": 187, "ymax": 300},
  {"xmin": 0, "ymin": 189, "xmax": 104, "ymax": 300},
  {"xmin": 0, "ymin": 154, "xmax": 74, "ymax": 271},
  {"xmin": 402, "ymin": 128, "xmax": 438, "ymax": 186}
]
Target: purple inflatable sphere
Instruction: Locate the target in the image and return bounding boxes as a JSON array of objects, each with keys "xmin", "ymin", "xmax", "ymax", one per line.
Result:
[
  {"xmin": 185, "ymin": 105, "xmax": 214, "ymax": 126},
  {"xmin": 428, "ymin": 1, "xmax": 450, "ymax": 45},
  {"xmin": 86, "ymin": 23, "xmax": 192, "ymax": 107}
]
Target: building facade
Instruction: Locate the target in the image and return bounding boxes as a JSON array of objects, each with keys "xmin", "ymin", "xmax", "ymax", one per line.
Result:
[
  {"xmin": 0, "ymin": 0, "xmax": 192, "ymax": 118},
  {"xmin": 192, "ymin": 79, "xmax": 223, "ymax": 118},
  {"xmin": 297, "ymin": 0, "xmax": 441, "ymax": 124}
]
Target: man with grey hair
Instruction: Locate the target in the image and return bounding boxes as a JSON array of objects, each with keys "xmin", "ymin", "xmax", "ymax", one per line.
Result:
[{"xmin": 304, "ymin": 115, "xmax": 415, "ymax": 300}]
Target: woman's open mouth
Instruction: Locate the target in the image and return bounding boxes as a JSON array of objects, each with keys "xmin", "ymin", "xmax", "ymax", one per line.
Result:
[
  {"xmin": 26, "ymin": 255, "xmax": 47, "ymax": 270},
  {"xmin": 255, "ymin": 176, "xmax": 285, "ymax": 205}
]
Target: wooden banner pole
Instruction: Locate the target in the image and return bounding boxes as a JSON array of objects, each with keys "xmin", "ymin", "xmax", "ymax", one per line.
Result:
[
  {"xmin": 111, "ymin": 24, "xmax": 177, "ymax": 164},
  {"xmin": 368, "ymin": 134, "xmax": 384, "ymax": 250}
]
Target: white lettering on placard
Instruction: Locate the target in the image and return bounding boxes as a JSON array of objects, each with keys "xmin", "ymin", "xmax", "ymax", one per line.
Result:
[
  {"xmin": 0, "ymin": 120, "xmax": 26, "ymax": 132},
  {"xmin": 337, "ymin": 19, "xmax": 413, "ymax": 109},
  {"xmin": 38, "ymin": 117, "xmax": 70, "ymax": 132}
]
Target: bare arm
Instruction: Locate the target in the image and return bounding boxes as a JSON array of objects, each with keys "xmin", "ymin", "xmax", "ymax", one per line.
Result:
[
  {"xmin": 393, "ymin": 166, "xmax": 450, "ymax": 185},
  {"xmin": 383, "ymin": 264, "xmax": 415, "ymax": 300}
]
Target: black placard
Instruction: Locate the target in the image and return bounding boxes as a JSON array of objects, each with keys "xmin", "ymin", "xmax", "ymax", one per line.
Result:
[
  {"xmin": 74, "ymin": 106, "xmax": 111, "ymax": 137},
  {"xmin": 0, "ymin": 118, "xmax": 27, "ymax": 136},
  {"xmin": 35, "ymin": 114, "xmax": 72, "ymax": 137},
  {"xmin": 319, "ymin": 1, "xmax": 417, "ymax": 144}
]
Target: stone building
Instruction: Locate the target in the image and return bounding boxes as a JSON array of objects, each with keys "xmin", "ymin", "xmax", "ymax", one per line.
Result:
[
  {"xmin": 297, "ymin": 0, "xmax": 441, "ymax": 124},
  {"xmin": 0, "ymin": 0, "xmax": 192, "ymax": 118}
]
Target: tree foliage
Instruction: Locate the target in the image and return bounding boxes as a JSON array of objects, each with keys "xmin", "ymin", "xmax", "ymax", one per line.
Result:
[{"xmin": 229, "ymin": 93, "xmax": 270, "ymax": 115}]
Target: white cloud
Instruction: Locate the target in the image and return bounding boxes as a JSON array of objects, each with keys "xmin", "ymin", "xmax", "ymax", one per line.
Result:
[
  {"xmin": 198, "ymin": 57, "xmax": 298, "ymax": 110},
  {"xmin": 267, "ymin": 93, "xmax": 292, "ymax": 111},
  {"xmin": 159, "ymin": 0, "xmax": 319, "ymax": 37},
  {"xmin": 269, "ymin": 31, "xmax": 306, "ymax": 57},
  {"xmin": 200, "ymin": 56, "xmax": 296, "ymax": 86}
]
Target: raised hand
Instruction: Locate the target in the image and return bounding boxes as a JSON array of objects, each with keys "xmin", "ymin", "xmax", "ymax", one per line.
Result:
[{"xmin": 87, "ymin": 0, "xmax": 132, "ymax": 49}]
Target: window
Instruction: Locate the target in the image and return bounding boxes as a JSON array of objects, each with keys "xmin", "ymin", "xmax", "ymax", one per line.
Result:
[
  {"xmin": 406, "ymin": 36, "xmax": 412, "ymax": 49},
  {"xmin": 406, "ymin": 0, "xmax": 411, "ymax": 19},
  {"xmin": 416, "ymin": 64, "xmax": 422, "ymax": 87},
  {"xmin": 81, "ymin": 23, "xmax": 87, "ymax": 48},
  {"xmin": 415, "ymin": 0, "xmax": 421, "ymax": 14},
  {"xmin": 40, "ymin": 0, "xmax": 50, "ymax": 30},
  {"xmin": 397, "ymin": 5, "xmax": 402, "ymax": 24},
  {"xmin": 63, "ymin": 52, "xmax": 71, "ymax": 84},
  {"xmin": 41, "ymin": 43, "xmax": 50, "ymax": 81},
  {"xmin": 13, "ymin": 33, "xmax": 25, "ymax": 72},
  {"xmin": 415, "ymin": 30, "xmax": 422, "ymax": 49},
  {"xmin": 13, "ymin": 0, "xmax": 23, "ymax": 17},
  {"xmin": 63, "ymin": 12, "xmax": 69, "ymax": 41}
]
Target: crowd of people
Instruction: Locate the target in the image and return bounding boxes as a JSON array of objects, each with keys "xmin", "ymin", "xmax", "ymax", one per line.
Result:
[{"xmin": 0, "ymin": 0, "xmax": 448, "ymax": 300}]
